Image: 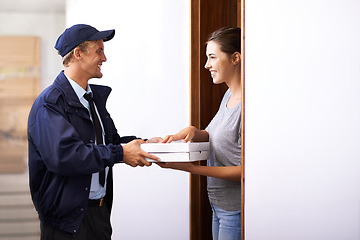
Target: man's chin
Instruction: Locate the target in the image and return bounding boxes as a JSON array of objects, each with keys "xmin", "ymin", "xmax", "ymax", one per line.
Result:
[{"xmin": 94, "ymin": 73, "xmax": 103, "ymax": 79}]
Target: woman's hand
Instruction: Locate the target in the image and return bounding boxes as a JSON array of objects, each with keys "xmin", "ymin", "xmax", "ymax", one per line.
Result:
[
  {"xmin": 162, "ymin": 126, "xmax": 209, "ymax": 143},
  {"xmin": 145, "ymin": 137, "xmax": 163, "ymax": 143},
  {"xmin": 156, "ymin": 162, "xmax": 195, "ymax": 171}
]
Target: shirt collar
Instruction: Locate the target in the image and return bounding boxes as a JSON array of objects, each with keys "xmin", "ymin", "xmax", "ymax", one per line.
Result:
[{"xmin": 64, "ymin": 73, "xmax": 93, "ymax": 100}]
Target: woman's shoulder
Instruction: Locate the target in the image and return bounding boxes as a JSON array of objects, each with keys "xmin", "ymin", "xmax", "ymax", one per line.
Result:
[{"xmin": 220, "ymin": 88, "xmax": 231, "ymax": 104}]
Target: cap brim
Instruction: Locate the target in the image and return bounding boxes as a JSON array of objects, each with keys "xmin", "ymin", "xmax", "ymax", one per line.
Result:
[{"xmin": 88, "ymin": 29, "xmax": 115, "ymax": 42}]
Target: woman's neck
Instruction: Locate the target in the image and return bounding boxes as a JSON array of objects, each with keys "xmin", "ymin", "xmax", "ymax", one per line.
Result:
[{"xmin": 226, "ymin": 74, "xmax": 242, "ymax": 109}]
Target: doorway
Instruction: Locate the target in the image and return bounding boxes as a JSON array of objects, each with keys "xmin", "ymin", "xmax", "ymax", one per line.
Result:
[{"xmin": 189, "ymin": 0, "xmax": 244, "ymax": 239}]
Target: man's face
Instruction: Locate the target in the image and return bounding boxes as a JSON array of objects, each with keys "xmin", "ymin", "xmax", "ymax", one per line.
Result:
[{"xmin": 80, "ymin": 40, "xmax": 107, "ymax": 79}]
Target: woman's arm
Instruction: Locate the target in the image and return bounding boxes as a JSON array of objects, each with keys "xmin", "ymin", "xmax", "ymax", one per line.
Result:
[
  {"xmin": 159, "ymin": 126, "xmax": 241, "ymax": 181},
  {"xmin": 162, "ymin": 126, "xmax": 209, "ymax": 143},
  {"xmin": 157, "ymin": 162, "xmax": 241, "ymax": 182}
]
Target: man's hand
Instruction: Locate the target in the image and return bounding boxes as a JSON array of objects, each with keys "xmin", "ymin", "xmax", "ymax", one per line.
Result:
[{"xmin": 122, "ymin": 139, "xmax": 160, "ymax": 167}]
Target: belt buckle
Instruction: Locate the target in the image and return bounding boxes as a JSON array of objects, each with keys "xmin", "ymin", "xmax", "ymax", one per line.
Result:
[{"xmin": 99, "ymin": 198, "xmax": 104, "ymax": 207}]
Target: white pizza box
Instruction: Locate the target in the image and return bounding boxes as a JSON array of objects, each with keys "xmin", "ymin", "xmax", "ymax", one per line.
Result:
[
  {"xmin": 141, "ymin": 142, "xmax": 210, "ymax": 162},
  {"xmin": 140, "ymin": 142, "xmax": 210, "ymax": 153},
  {"xmin": 145, "ymin": 151, "xmax": 209, "ymax": 162}
]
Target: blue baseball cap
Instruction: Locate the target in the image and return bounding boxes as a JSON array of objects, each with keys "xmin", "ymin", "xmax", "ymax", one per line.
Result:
[{"xmin": 55, "ymin": 24, "xmax": 115, "ymax": 57}]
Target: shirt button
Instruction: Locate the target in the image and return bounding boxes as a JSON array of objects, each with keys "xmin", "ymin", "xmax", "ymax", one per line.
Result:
[
  {"xmin": 80, "ymin": 208, "xmax": 84, "ymax": 212},
  {"xmin": 85, "ymin": 187, "xmax": 88, "ymax": 191},
  {"xmin": 74, "ymin": 230, "xmax": 77, "ymax": 233},
  {"xmin": 90, "ymin": 140, "xmax": 94, "ymax": 143}
]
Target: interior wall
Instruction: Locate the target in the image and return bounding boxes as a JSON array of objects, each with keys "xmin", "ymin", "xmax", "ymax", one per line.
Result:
[
  {"xmin": 66, "ymin": 0, "xmax": 190, "ymax": 239},
  {"xmin": 245, "ymin": 0, "xmax": 360, "ymax": 239}
]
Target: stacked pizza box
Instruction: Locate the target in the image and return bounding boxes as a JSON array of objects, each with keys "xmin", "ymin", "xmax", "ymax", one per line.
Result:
[{"xmin": 141, "ymin": 142, "xmax": 210, "ymax": 162}]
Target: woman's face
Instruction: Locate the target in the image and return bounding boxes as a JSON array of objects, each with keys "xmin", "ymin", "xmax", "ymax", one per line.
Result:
[{"xmin": 204, "ymin": 41, "xmax": 234, "ymax": 85}]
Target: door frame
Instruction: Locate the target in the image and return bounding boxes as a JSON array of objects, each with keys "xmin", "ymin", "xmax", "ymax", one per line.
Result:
[{"xmin": 189, "ymin": 0, "xmax": 244, "ymax": 239}]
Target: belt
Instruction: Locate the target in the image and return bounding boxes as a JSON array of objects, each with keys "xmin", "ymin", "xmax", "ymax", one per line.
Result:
[{"xmin": 88, "ymin": 198, "xmax": 104, "ymax": 207}]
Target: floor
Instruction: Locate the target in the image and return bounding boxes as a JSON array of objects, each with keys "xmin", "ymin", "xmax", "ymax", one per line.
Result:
[{"xmin": 0, "ymin": 172, "xmax": 40, "ymax": 240}]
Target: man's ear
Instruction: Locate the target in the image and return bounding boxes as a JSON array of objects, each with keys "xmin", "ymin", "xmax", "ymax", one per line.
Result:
[
  {"xmin": 73, "ymin": 47, "xmax": 81, "ymax": 60},
  {"xmin": 232, "ymin": 52, "xmax": 241, "ymax": 65}
]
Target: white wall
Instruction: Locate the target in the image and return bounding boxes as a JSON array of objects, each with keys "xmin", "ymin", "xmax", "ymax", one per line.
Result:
[
  {"xmin": 66, "ymin": 0, "xmax": 190, "ymax": 239},
  {"xmin": 245, "ymin": 0, "xmax": 360, "ymax": 239}
]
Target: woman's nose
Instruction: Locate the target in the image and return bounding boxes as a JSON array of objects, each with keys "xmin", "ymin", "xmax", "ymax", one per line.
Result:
[{"xmin": 204, "ymin": 59, "xmax": 210, "ymax": 69}]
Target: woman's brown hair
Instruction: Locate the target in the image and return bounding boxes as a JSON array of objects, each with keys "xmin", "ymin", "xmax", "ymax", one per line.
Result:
[{"xmin": 207, "ymin": 27, "xmax": 241, "ymax": 55}]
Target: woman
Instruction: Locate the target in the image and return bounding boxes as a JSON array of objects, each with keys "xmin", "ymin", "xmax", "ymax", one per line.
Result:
[{"xmin": 158, "ymin": 27, "xmax": 241, "ymax": 240}]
